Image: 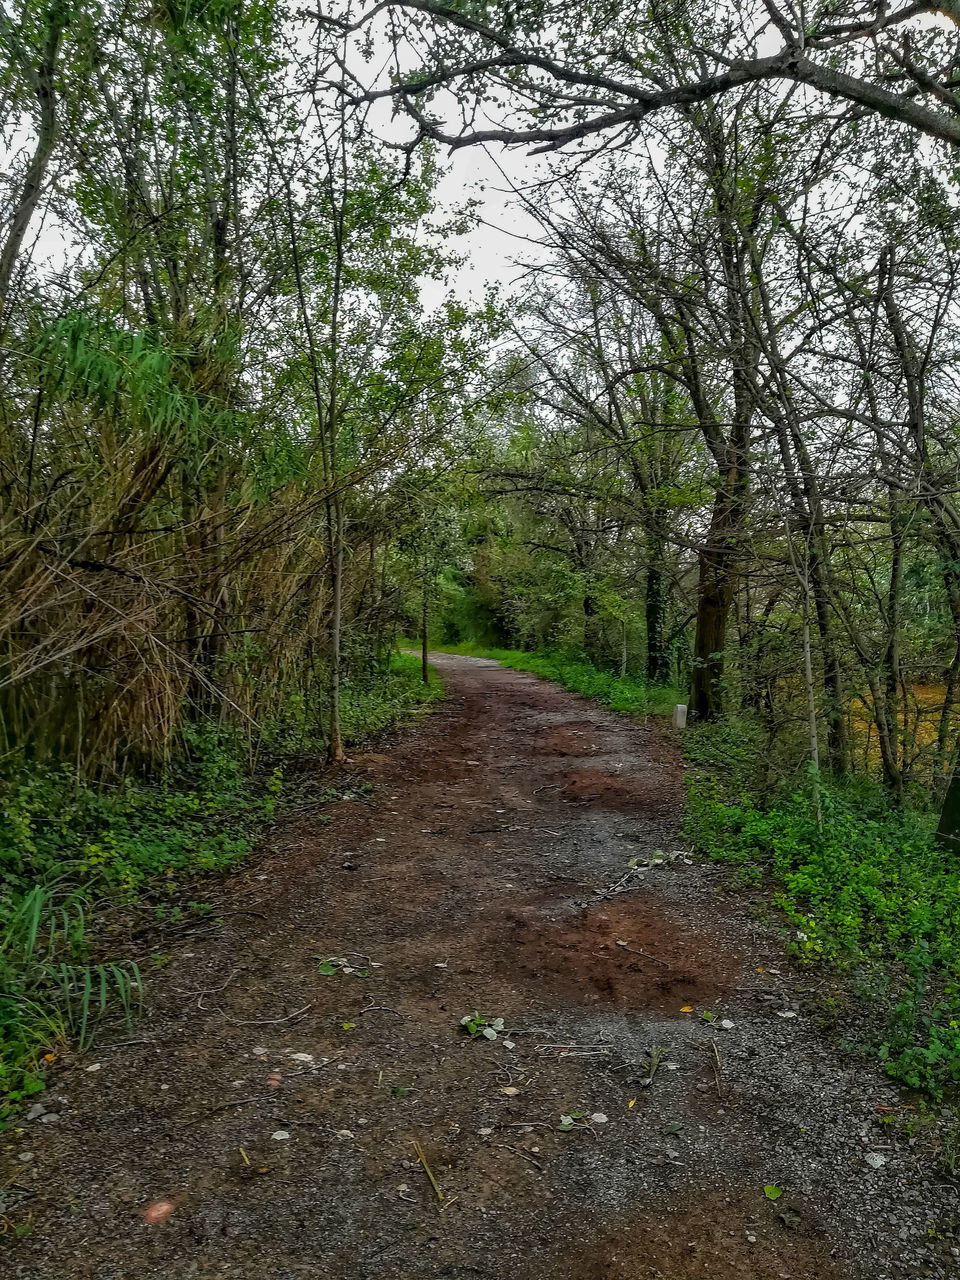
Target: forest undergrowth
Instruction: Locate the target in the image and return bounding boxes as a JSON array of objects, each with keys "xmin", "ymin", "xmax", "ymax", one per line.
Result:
[
  {"xmin": 0, "ymin": 655, "xmax": 442, "ymax": 1124},
  {"xmin": 684, "ymin": 725, "xmax": 960, "ymax": 1099}
]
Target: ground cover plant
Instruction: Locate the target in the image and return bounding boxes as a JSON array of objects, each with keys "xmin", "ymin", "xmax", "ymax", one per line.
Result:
[
  {"xmin": 683, "ymin": 729, "xmax": 960, "ymax": 1097},
  {"xmin": 0, "ymin": 654, "xmax": 441, "ymax": 1121}
]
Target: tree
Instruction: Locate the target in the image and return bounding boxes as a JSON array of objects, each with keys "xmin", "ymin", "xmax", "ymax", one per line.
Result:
[{"xmin": 344, "ymin": 0, "xmax": 960, "ymax": 152}]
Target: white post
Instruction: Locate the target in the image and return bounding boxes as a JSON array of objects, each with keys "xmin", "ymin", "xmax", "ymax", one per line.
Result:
[{"xmin": 672, "ymin": 703, "xmax": 688, "ymax": 730}]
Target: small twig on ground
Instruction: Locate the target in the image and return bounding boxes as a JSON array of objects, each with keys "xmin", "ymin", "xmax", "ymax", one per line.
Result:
[
  {"xmin": 208, "ymin": 1097, "xmax": 260, "ymax": 1115},
  {"xmin": 710, "ymin": 1041, "xmax": 723, "ymax": 1098},
  {"xmin": 179, "ymin": 1097, "xmax": 260, "ymax": 1128},
  {"xmin": 360, "ymin": 1000, "xmax": 405, "ymax": 1018},
  {"xmin": 412, "ymin": 1141, "xmax": 444, "ymax": 1202},
  {"xmin": 615, "ymin": 943, "xmax": 673, "ymax": 968},
  {"xmin": 533, "ymin": 784, "xmax": 559, "ymax": 794},
  {"xmin": 496, "ymin": 1144, "xmax": 543, "ymax": 1170},
  {"xmin": 177, "ymin": 969, "xmax": 242, "ymax": 1001},
  {"xmin": 220, "ymin": 1002, "xmax": 312, "ymax": 1026}
]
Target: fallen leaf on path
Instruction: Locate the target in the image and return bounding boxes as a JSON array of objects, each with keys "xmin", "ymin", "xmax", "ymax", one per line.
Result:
[
  {"xmin": 776, "ymin": 1011, "xmax": 798, "ymax": 1019},
  {"xmin": 591, "ymin": 1113, "xmax": 608, "ymax": 1124},
  {"xmin": 680, "ymin": 1005, "xmax": 693, "ymax": 1013},
  {"xmin": 500, "ymin": 1086, "xmax": 520, "ymax": 1096},
  {"xmin": 864, "ymin": 1152, "xmax": 887, "ymax": 1168},
  {"xmin": 271, "ymin": 1130, "xmax": 290, "ymax": 1141}
]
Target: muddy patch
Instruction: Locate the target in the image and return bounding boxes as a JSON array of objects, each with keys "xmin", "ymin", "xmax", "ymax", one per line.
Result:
[
  {"xmin": 497, "ymin": 896, "xmax": 739, "ymax": 1011},
  {"xmin": 561, "ymin": 767, "xmax": 678, "ymax": 815},
  {"xmin": 532, "ymin": 721, "xmax": 608, "ymax": 757},
  {"xmin": 556, "ymin": 1191, "xmax": 850, "ymax": 1279}
]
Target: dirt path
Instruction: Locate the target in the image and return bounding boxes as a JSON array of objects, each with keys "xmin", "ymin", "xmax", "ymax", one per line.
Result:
[{"xmin": 3, "ymin": 655, "xmax": 956, "ymax": 1278}]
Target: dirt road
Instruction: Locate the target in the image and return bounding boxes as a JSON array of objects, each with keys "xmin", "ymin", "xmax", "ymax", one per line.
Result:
[{"xmin": 3, "ymin": 655, "xmax": 955, "ymax": 1278}]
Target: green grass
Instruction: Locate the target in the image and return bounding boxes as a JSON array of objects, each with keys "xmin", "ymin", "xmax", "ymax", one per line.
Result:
[
  {"xmin": 0, "ymin": 652, "xmax": 442, "ymax": 1121},
  {"xmin": 684, "ymin": 724, "xmax": 960, "ymax": 1097},
  {"xmin": 427, "ymin": 641, "xmax": 683, "ymax": 716}
]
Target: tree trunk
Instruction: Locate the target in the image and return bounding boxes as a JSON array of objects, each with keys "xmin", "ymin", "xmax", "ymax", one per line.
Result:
[
  {"xmin": 690, "ymin": 483, "xmax": 740, "ymax": 720},
  {"xmin": 0, "ymin": 3, "xmax": 68, "ymax": 329},
  {"xmin": 937, "ymin": 760, "xmax": 960, "ymax": 853},
  {"xmin": 421, "ymin": 586, "xmax": 429, "ymax": 685},
  {"xmin": 645, "ymin": 555, "xmax": 668, "ymax": 683},
  {"xmin": 327, "ymin": 504, "xmax": 345, "ymax": 764}
]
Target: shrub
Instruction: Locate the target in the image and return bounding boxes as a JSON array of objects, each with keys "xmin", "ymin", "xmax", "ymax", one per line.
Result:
[{"xmin": 685, "ymin": 764, "xmax": 960, "ymax": 1095}]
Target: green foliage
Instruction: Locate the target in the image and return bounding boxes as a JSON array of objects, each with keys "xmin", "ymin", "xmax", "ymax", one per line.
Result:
[
  {"xmin": 340, "ymin": 653, "xmax": 444, "ymax": 742},
  {"xmin": 459, "ymin": 1012, "xmax": 505, "ymax": 1040},
  {"xmin": 684, "ymin": 740, "xmax": 960, "ymax": 1096},
  {"xmin": 0, "ymin": 653, "xmax": 441, "ymax": 1120},
  {"xmin": 433, "ymin": 642, "xmax": 681, "ymax": 716}
]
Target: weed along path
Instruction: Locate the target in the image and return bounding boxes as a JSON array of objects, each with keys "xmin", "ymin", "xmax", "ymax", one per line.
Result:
[{"xmin": 4, "ymin": 655, "xmax": 956, "ymax": 1279}]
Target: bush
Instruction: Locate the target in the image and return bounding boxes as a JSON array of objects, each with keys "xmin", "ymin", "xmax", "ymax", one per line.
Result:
[{"xmin": 685, "ymin": 763, "xmax": 960, "ymax": 1095}]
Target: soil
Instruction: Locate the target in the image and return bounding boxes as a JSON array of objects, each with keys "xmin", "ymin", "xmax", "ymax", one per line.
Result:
[{"xmin": 2, "ymin": 654, "xmax": 958, "ymax": 1279}]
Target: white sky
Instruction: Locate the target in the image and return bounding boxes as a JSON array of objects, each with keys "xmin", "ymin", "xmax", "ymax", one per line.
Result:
[{"xmin": 424, "ymin": 143, "xmax": 549, "ymax": 311}]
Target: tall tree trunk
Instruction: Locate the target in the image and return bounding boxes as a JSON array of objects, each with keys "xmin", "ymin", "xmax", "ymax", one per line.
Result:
[
  {"xmin": 327, "ymin": 496, "xmax": 345, "ymax": 764},
  {"xmin": 645, "ymin": 544, "xmax": 668, "ymax": 683},
  {"xmin": 809, "ymin": 556, "xmax": 849, "ymax": 777},
  {"xmin": 690, "ymin": 481, "xmax": 740, "ymax": 720},
  {"xmin": 0, "ymin": 2, "xmax": 68, "ymax": 330},
  {"xmin": 421, "ymin": 583, "xmax": 429, "ymax": 685}
]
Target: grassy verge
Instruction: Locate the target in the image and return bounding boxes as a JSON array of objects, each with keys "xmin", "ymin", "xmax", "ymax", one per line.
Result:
[
  {"xmin": 684, "ymin": 721, "xmax": 960, "ymax": 1097},
  {"xmin": 426, "ymin": 641, "xmax": 683, "ymax": 716},
  {"xmin": 0, "ymin": 653, "xmax": 442, "ymax": 1121}
]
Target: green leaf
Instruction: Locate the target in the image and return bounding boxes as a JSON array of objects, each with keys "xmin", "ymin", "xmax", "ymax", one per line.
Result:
[{"xmin": 764, "ymin": 1185, "xmax": 783, "ymax": 1200}]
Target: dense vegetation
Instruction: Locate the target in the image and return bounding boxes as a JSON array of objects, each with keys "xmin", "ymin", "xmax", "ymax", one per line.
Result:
[{"xmin": 5, "ymin": 0, "xmax": 960, "ymax": 1107}]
